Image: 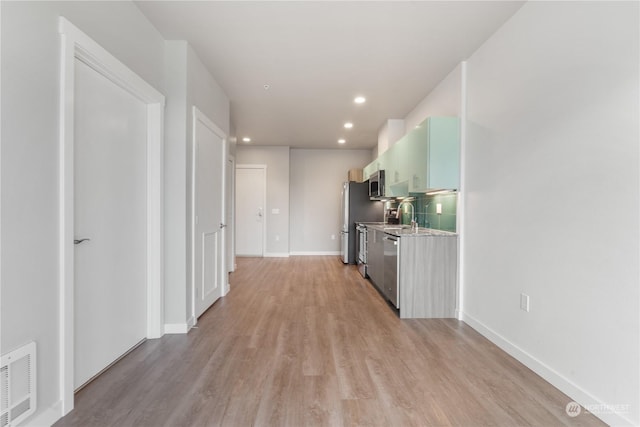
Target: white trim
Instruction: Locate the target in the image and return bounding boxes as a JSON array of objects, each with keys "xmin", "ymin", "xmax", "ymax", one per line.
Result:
[
  {"xmin": 460, "ymin": 313, "xmax": 634, "ymax": 427},
  {"xmin": 146, "ymin": 102, "xmax": 164, "ymax": 339},
  {"xmin": 58, "ymin": 17, "xmax": 165, "ymax": 415},
  {"xmin": 22, "ymin": 400, "xmax": 62, "ymax": 427},
  {"xmin": 289, "ymin": 251, "xmax": 341, "ymax": 256},
  {"xmin": 163, "ymin": 323, "xmax": 190, "ymax": 334},
  {"xmin": 187, "ymin": 315, "xmax": 196, "ymax": 330},
  {"xmin": 190, "ymin": 106, "xmax": 228, "ymax": 322},
  {"xmin": 457, "ymin": 61, "xmax": 467, "ymax": 320},
  {"xmin": 227, "ymin": 155, "xmax": 236, "ymax": 273},
  {"xmin": 236, "ymin": 164, "xmax": 267, "ymax": 257},
  {"xmin": 263, "ymin": 252, "xmax": 291, "ymax": 258}
]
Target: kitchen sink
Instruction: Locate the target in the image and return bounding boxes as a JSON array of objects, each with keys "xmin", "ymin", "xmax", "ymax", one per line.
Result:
[{"xmin": 383, "ymin": 225, "xmax": 411, "ymax": 230}]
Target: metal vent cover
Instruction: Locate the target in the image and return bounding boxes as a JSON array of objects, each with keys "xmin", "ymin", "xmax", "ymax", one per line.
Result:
[{"xmin": 0, "ymin": 342, "xmax": 36, "ymax": 427}]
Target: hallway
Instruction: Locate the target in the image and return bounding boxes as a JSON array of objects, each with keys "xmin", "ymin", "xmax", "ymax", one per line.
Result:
[{"xmin": 55, "ymin": 257, "xmax": 603, "ymax": 426}]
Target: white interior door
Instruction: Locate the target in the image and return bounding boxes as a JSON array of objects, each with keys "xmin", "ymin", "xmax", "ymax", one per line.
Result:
[
  {"xmin": 193, "ymin": 108, "xmax": 226, "ymax": 319},
  {"xmin": 73, "ymin": 59, "xmax": 147, "ymax": 389},
  {"xmin": 235, "ymin": 166, "xmax": 266, "ymax": 256}
]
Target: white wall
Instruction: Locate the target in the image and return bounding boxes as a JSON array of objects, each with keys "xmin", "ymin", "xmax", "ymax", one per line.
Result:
[
  {"xmin": 1, "ymin": 1, "xmax": 165, "ymax": 423},
  {"xmin": 163, "ymin": 41, "xmax": 189, "ymax": 327},
  {"xmin": 403, "ymin": 63, "xmax": 463, "ymax": 129},
  {"xmin": 394, "ymin": 2, "xmax": 639, "ymax": 424},
  {"xmin": 290, "ymin": 149, "xmax": 373, "ymax": 254},
  {"xmin": 235, "ymin": 147, "xmax": 372, "ymax": 256},
  {"xmin": 462, "ymin": 2, "xmax": 638, "ymax": 425},
  {"xmin": 235, "ymin": 146, "xmax": 290, "ymax": 256},
  {"xmin": 163, "ymin": 41, "xmax": 230, "ymax": 329},
  {"xmin": 377, "ymin": 119, "xmax": 405, "ymax": 155}
]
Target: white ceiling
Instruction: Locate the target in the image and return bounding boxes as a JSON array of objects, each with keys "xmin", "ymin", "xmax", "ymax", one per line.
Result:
[{"xmin": 136, "ymin": 1, "xmax": 524, "ymax": 149}]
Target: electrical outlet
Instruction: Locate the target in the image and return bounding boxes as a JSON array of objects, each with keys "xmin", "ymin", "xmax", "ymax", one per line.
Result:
[
  {"xmin": 520, "ymin": 293, "xmax": 530, "ymax": 312},
  {"xmin": 436, "ymin": 203, "xmax": 442, "ymax": 214},
  {"xmin": 331, "ymin": 234, "xmax": 336, "ymax": 240}
]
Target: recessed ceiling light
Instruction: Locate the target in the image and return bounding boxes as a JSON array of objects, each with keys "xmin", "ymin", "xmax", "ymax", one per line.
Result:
[
  {"xmin": 344, "ymin": 122, "xmax": 353, "ymax": 129},
  {"xmin": 242, "ymin": 137, "xmax": 251, "ymax": 143},
  {"xmin": 338, "ymin": 139, "xmax": 346, "ymax": 144},
  {"xmin": 263, "ymin": 84, "xmax": 270, "ymax": 90},
  {"xmin": 354, "ymin": 96, "xmax": 366, "ymax": 104}
]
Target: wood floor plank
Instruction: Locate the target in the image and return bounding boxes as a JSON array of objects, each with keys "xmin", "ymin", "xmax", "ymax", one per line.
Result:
[
  {"xmin": 303, "ymin": 374, "xmax": 343, "ymax": 427},
  {"xmin": 341, "ymin": 398, "xmax": 391, "ymax": 427},
  {"xmin": 54, "ymin": 256, "xmax": 606, "ymax": 427}
]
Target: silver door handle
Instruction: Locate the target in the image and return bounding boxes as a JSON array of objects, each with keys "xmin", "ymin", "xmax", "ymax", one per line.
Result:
[
  {"xmin": 74, "ymin": 238, "xmax": 91, "ymax": 245},
  {"xmin": 257, "ymin": 211, "xmax": 263, "ymax": 217}
]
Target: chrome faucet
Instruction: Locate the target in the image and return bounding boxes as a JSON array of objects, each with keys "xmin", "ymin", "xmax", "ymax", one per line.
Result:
[{"xmin": 398, "ymin": 199, "xmax": 417, "ymax": 232}]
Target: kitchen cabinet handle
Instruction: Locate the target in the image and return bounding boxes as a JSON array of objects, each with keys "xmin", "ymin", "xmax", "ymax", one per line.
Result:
[{"xmin": 74, "ymin": 238, "xmax": 91, "ymax": 245}]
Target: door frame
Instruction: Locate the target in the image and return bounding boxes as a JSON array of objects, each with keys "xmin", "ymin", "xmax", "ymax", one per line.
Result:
[
  {"xmin": 236, "ymin": 164, "xmax": 267, "ymax": 257},
  {"xmin": 58, "ymin": 18, "xmax": 165, "ymax": 414},
  {"xmin": 227, "ymin": 155, "xmax": 236, "ymax": 273},
  {"xmin": 190, "ymin": 106, "xmax": 228, "ymax": 325}
]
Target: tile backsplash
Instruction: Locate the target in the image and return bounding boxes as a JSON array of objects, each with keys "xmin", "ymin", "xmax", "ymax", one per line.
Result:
[{"xmin": 390, "ymin": 192, "xmax": 457, "ymax": 232}]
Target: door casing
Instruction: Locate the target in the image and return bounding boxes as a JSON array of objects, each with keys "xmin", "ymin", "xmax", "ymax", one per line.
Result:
[
  {"xmin": 58, "ymin": 17, "xmax": 164, "ymax": 414},
  {"xmin": 227, "ymin": 156, "xmax": 236, "ymax": 273}
]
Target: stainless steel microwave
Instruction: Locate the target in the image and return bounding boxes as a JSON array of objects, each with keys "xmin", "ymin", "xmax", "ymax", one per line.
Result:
[{"xmin": 368, "ymin": 170, "xmax": 385, "ymax": 198}]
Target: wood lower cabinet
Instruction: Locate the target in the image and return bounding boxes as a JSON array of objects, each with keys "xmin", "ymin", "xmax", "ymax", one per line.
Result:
[
  {"xmin": 365, "ymin": 226, "xmax": 457, "ymax": 318},
  {"xmin": 398, "ymin": 235, "xmax": 457, "ymax": 318}
]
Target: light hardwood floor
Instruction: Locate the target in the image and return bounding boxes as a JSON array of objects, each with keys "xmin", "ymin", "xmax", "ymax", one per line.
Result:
[{"xmin": 55, "ymin": 257, "xmax": 604, "ymax": 427}]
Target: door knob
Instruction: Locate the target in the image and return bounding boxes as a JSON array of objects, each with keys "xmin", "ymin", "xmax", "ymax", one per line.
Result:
[{"xmin": 74, "ymin": 238, "xmax": 91, "ymax": 245}]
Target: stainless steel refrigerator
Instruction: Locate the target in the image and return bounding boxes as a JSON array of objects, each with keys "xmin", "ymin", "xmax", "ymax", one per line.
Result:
[{"xmin": 340, "ymin": 181, "xmax": 383, "ymax": 264}]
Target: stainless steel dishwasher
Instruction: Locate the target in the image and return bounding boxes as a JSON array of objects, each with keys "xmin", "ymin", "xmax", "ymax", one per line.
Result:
[{"xmin": 383, "ymin": 234, "xmax": 399, "ymax": 308}]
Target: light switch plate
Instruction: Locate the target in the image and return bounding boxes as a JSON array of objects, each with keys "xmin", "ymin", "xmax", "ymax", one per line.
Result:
[
  {"xmin": 436, "ymin": 203, "xmax": 442, "ymax": 214},
  {"xmin": 272, "ymin": 208, "xmax": 280, "ymax": 214}
]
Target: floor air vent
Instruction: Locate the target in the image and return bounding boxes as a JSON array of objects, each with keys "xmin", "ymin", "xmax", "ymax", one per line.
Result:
[{"xmin": 1, "ymin": 342, "xmax": 36, "ymax": 427}]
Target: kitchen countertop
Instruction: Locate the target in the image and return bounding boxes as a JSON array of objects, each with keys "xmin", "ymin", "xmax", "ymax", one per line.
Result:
[{"xmin": 363, "ymin": 223, "xmax": 457, "ymax": 237}]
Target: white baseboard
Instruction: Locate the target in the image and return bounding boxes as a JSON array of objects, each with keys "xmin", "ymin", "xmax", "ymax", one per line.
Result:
[
  {"xmin": 264, "ymin": 252, "xmax": 290, "ymax": 258},
  {"xmin": 22, "ymin": 400, "xmax": 62, "ymax": 427},
  {"xmin": 289, "ymin": 251, "xmax": 341, "ymax": 256},
  {"xmin": 163, "ymin": 323, "xmax": 189, "ymax": 334},
  {"xmin": 187, "ymin": 316, "xmax": 196, "ymax": 329},
  {"xmin": 461, "ymin": 312, "xmax": 635, "ymax": 427}
]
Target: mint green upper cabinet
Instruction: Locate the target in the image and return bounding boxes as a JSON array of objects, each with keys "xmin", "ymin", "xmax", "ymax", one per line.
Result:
[
  {"xmin": 363, "ymin": 162, "xmax": 375, "ymax": 181},
  {"xmin": 363, "ymin": 156, "xmax": 383, "ymax": 181},
  {"xmin": 408, "ymin": 117, "xmax": 460, "ymax": 192},
  {"xmin": 363, "ymin": 116, "xmax": 459, "ymax": 193},
  {"xmin": 380, "ymin": 147, "xmax": 396, "ymax": 196},
  {"xmin": 386, "ymin": 136, "xmax": 410, "ymax": 197}
]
